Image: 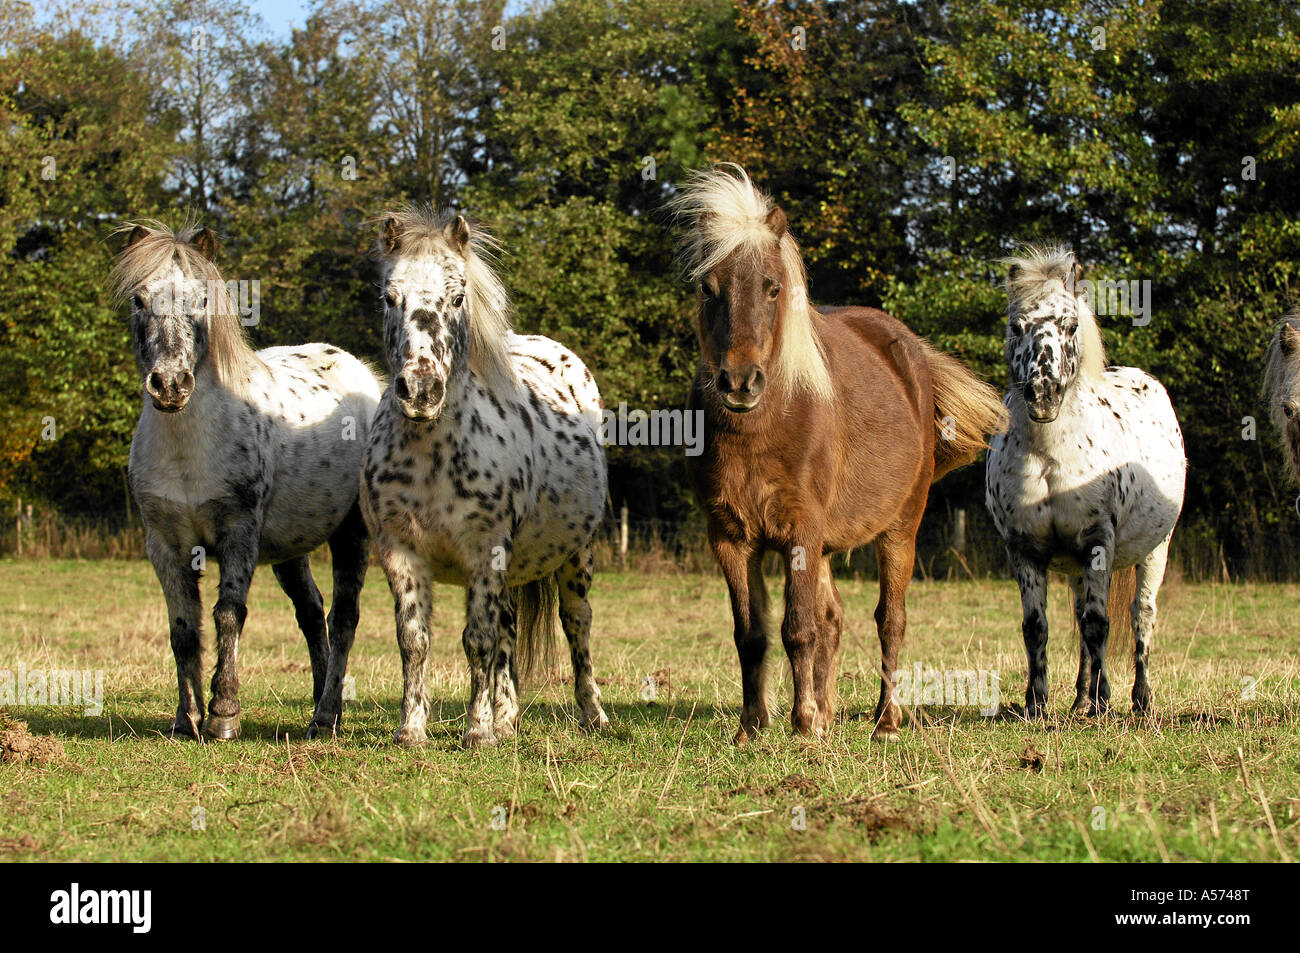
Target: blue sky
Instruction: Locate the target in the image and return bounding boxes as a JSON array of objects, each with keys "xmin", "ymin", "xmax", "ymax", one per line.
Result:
[{"xmin": 249, "ymin": 0, "xmax": 309, "ymax": 37}]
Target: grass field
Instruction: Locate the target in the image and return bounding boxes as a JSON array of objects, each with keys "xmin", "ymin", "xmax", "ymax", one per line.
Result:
[{"xmin": 0, "ymin": 558, "xmax": 1297, "ymax": 862}]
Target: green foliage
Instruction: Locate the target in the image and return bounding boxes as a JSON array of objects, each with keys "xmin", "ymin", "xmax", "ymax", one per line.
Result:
[{"xmin": 2, "ymin": 0, "xmax": 1299, "ymax": 572}]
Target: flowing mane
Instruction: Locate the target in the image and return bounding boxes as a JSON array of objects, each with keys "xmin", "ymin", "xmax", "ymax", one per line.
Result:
[
  {"xmin": 667, "ymin": 163, "xmax": 833, "ymax": 401},
  {"xmin": 371, "ymin": 205, "xmax": 516, "ymax": 391},
  {"xmin": 110, "ymin": 219, "xmax": 260, "ymax": 397},
  {"xmin": 1005, "ymin": 244, "xmax": 1107, "ymax": 385}
]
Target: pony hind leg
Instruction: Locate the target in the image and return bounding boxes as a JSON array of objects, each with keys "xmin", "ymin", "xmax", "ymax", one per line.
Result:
[
  {"xmin": 309, "ymin": 500, "xmax": 370, "ymax": 739},
  {"xmin": 1076, "ymin": 562, "xmax": 1114, "ymax": 717},
  {"xmin": 147, "ymin": 533, "xmax": 204, "ymax": 739},
  {"xmin": 1131, "ymin": 537, "xmax": 1171, "ymax": 715},
  {"xmin": 271, "ymin": 556, "xmax": 330, "ymax": 707},
  {"xmin": 871, "ymin": 529, "xmax": 917, "ymax": 739},
  {"xmin": 557, "ymin": 546, "xmax": 609, "ymax": 732}
]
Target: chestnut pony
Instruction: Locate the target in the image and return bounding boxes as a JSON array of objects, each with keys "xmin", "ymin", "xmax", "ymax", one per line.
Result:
[{"xmin": 669, "ymin": 165, "xmax": 1006, "ymax": 743}]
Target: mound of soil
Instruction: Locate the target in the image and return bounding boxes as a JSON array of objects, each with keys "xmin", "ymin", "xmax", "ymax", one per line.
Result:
[{"xmin": 0, "ymin": 712, "xmax": 65, "ymax": 766}]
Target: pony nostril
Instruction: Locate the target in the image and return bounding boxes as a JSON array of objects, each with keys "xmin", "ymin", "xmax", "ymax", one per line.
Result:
[
  {"xmin": 716, "ymin": 369, "xmax": 733, "ymax": 393},
  {"xmin": 1286, "ymin": 402, "xmax": 1297, "ymax": 420},
  {"xmin": 178, "ymin": 371, "xmax": 194, "ymax": 395},
  {"xmin": 427, "ymin": 378, "xmax": 445, "ymax": 404},
  {"xmin": 394, "ymin": 376, "xmax": 411, "ymax": 401},
  {"xmin": 743, "ymin": 367, "xmax": 764, "ymax": 396},
  {"xmin": 147, "ymin": 371, "xmax": 165, "ymax": 396}
]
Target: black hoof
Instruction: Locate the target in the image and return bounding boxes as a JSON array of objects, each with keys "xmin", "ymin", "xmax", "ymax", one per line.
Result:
[
  {"xmin": 305, "ymin": 717, "xmax": 338, "ymax": 740},
  {"xmin": 202, "ymin": 714, "xmax": 240, "ymax": 741}
]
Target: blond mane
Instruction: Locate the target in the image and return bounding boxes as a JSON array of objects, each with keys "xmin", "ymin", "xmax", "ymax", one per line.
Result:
[
  {"xmin": 371, "ymin": 205, "xmax": 516, "ymax": 392},
  {"xmin": 666, "ymin": 163, "xmax": 833, "ymax": 401},
  {"xmin": 110, "ymin": 219, "xmax": 260, "ymax": 397},
  {"xmin": 1005, "ymin": 244, "xmax": 1107, "ymax": 385}
]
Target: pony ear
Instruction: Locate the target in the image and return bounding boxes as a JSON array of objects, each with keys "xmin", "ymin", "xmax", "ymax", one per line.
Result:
[
  {"xmin": 1008, "ymin": 263, "xmax": 1021, "ymax": 282},
  {"xmin": 191, "ymin": 226, "xmax": 218, "ymax": 261},
  {"xmin": 765, "ymin": 206, "xmax": 787, "ymax": 239},
  {"xmin": 444, "ymin": 215, "xmax": 471, "ymax": 252},
  {"xmin": 125, "ymin": 225, "xmax": 149, "ymax": 250},
  {"xmin": 381, "ymin": 217, "xmax": 401, "ymax": 255},
  {"xmin": 1282, "ymin": 323, "xmax": 1300, "ymax": 356},
  {"xmin": 1071, "ymin": 261, "xmax": 1084, "ymax": 286}
]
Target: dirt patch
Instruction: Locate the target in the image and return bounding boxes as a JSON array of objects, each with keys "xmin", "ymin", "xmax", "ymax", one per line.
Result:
[
  {"xmin": 827, "ymin": 798, "xmax": 916, "ymax": 840},
  {"xmin": 1019, "ymin": 743, "xmax": 1047, "ymax": 772},
  {"xmin": 0, "ymin": 713, "xmax": 66, "ymax": 767},
  {"xmin": 777, "ymin": 774, "xmax": 821, "ymax": 798},
  {"xmin": 0, "ymin": 833, "xmax": 39, "ymax": 853}
]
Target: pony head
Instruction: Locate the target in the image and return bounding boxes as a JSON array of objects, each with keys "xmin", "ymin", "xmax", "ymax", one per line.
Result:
[
  {"xmin": 667, "ymin": 163, "xmax": 831, "ymax": 413},
  {"xmin": 1263, "ymin": 309, "xmax": 1300, "ymax": 481},
  {"xmin": 372, "ymin": 205, "xmax": 514, "ymax": 421},
  {"xmin": 111, "ymin": 220, "xmax": 250, "ymax": 413},
  {"xmin": 1004, "ymin": 245, "xmax": 1105, "ymax": 423}
]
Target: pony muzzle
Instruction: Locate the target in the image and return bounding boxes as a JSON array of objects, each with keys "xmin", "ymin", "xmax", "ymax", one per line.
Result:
[
  {"xmin": 1022, "ymin": 380, "xmax": 1062, "ymax": 423},
  {"xmin": 716, "ymin": 362, "xmax": 766, "ymax": 412},
  {"xmin": 394, "ymin": 366, "xmax": 445, "ymax": 420},
  {"xmin": 145, "ymin": 367, "xmax": 195, "ymax": 413}
]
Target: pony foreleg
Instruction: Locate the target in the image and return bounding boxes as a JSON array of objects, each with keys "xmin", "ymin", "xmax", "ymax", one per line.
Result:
[
  {"xmin": 1077, "ymin": 562, "xmax": 1113, "ymax": 717},
  {"xmin": 1132, "ymin": 537, "xmax": 1171, "ymax": 715},
  {"xmin": 1068, "ymin": 575, "xmax": 1092, "ymax": 714},
  {"xmin": 206, "ymin": 523, "xmax": 260, "ymax": 741},
  {"xmin": 781, "ymin": 540, "xmax": 824, "ymax": 738},
  {"xmin": 490, "ymin": 597, "xmax": 520, "ymax": 739},
  {"xmin": 557, "ymin": 546, "xmax": 609, "ymax": 733},
  {"xmin": 812, "ymin": 556, "xmax": 844, "ymax": 737},
  {"xmin": 463, "ymin": 573, "xmax": 508, "ymax": 748},
  {"xmin": 380, "ymin": 541, "xmax": 433, "ymax": 746},
  {"xmin": 147, "ymin": 534, "xmax": 204, "ymax": 739},
  {"xmin": 1010, "ymin": 552, "xmax": 1050, "ymax": 718},
  {"xmin": 712, "ymin": 537, "xmax": 768, "ymax": 745}
]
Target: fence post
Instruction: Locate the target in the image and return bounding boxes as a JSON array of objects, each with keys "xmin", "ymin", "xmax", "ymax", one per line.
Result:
[
  {"xmin": 619, "ymin": 504, "xmax": 629, "ymax": 569},
  {"xmin": 952, "ymin": 508, "xmax": 967, "ymax": 555}
]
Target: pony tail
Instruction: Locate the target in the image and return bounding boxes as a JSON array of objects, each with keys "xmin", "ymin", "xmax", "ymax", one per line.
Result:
[
  {"xmin": 922, "ymin": 341, "xmax": 1009, "ymax": 480},
  {"xmin": 512, "ymin": 576, "xmax": 560, "ymax": 683}
]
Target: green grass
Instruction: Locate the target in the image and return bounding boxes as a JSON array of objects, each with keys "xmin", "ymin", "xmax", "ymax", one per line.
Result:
[{"xmin": 0, "ymin": 558, "xmax": 1297, "ymax": 861}]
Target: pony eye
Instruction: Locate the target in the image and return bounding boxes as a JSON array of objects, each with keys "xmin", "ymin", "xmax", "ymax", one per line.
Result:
[
  {"xmin": 452, "ymin": 294, "xmax": 464, "ymax": 309},
  {"xmin": 768, "ymin": 283, "xmax": 782, "ymax": 300},
  {"xmin": 384, "ymin": 291, "xmax": 399, "ymax": 309},
  {"xmin": 132, "ymin": 293, "xmax": 146, "ymax": 310},
  {"xmin": 699, "ymin": 281, "xmax": 714, "ymax": 299}
]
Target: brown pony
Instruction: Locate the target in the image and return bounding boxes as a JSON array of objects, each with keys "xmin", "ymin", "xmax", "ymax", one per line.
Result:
[{"xmin": 668, "ymin": 164, "xmax": 1007, "ymax": 743}]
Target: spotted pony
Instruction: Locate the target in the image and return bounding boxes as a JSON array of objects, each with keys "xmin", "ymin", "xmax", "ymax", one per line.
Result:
[
  {"xmin": 361, "ymin": 206, "xmax": 609, "ymax": 748},
  {"xmin": 985, "ymin": 245, "xmax": 1185, "ymax": 718},
  {"xmin": 113, "ymin": 220, "xmax": 382, "ymax": 740}
]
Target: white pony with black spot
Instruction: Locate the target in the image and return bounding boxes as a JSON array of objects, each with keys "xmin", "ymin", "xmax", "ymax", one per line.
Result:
[
  {"xmin": 114, "ymin": 221, "xmax": 382, "ymax": 741},
  {"xmin": 985, "ymin": 245, "xmax": 1185, "ymax": 718},
  {"xmin": 361, "ymin": 206, "xmax": 609, "ymax": 748}
]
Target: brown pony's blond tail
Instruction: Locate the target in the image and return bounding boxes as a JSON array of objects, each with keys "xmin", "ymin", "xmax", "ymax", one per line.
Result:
[{"xmin": 922, "ymin": 341, "xmax": 1009, "ymax": 481}]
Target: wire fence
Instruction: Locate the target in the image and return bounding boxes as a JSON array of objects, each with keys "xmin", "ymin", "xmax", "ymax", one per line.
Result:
[{"xmin": 4, "ymin": 496, "xmax": 1296, "ymax": 582}]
